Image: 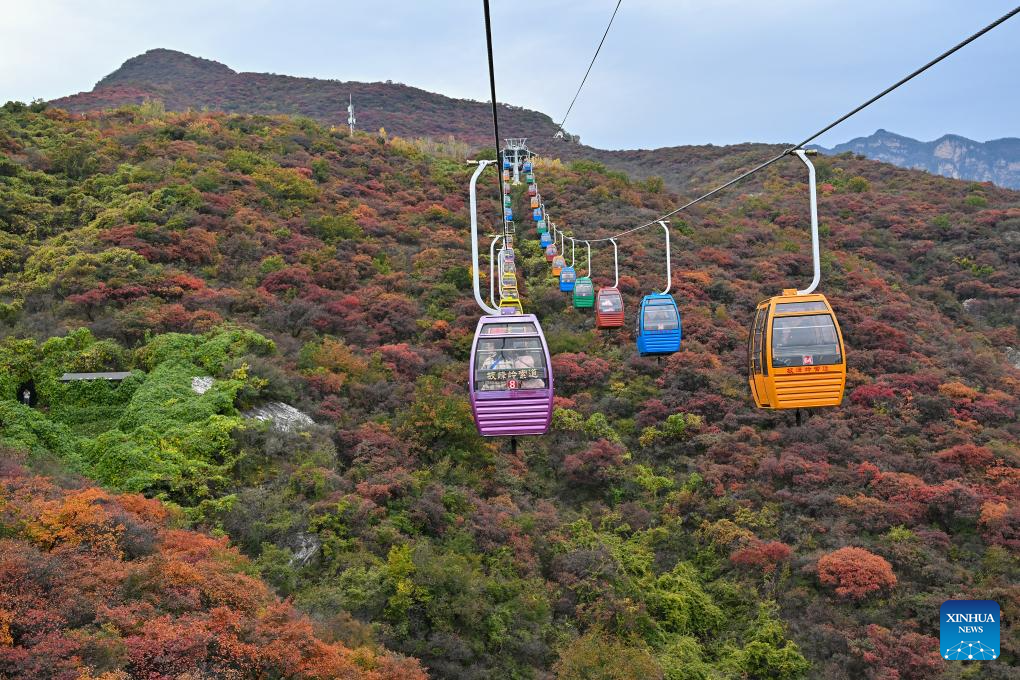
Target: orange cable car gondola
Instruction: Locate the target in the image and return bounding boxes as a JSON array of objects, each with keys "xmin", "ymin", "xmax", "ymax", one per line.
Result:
[
  {"xmin": 748, "ymin": 150, "xmax": 846, "ymax": 409},
  {"xmin": 551, "ymin": 255, "xmax": 565, "ymax": 277}
]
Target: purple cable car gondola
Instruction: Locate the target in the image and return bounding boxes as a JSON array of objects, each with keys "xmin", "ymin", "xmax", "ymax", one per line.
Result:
[{"xmin": 469, "ymin": 314, "xmax": 554, "ymax": 436}]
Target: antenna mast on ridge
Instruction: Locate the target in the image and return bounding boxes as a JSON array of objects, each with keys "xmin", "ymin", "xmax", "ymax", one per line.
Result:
[{"xmin": 347, "ymin": 94, "xmax": 356, "ymax": 136}]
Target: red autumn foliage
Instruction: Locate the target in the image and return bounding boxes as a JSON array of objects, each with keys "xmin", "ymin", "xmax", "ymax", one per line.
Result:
[
  {"xmin": 850, "ymin": 384, "xmax": 897, "ymax": 407},
  {"xmin": 0, "ymin": 464, "xmax": 426, "ymax": 680},
  {"xmin": 552, "ymin": 352, "xmax": 613, "ymax": 392},
  {"xmin": 729, "ymin": 540, "xmax": 793, "ymax": 574},
  {"xmin": 817, "ymin": 547, "xmax": 897, "ymax": 600},
  {"xmin": 933, "ymin": 443, "xmax": 993, "ymax": 471},
  {"xmin": 563, "ymin": 440, "xmax": 627, "ymax": 485},
  {"xmin": 854, "ymin": 624, "xmax": 944, "ymax": 680}
]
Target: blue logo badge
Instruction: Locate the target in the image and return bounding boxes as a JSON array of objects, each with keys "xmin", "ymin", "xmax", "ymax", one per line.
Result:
[{"xmin": 940, "ymin": 600, "xmax": 999, "ymax": 660}]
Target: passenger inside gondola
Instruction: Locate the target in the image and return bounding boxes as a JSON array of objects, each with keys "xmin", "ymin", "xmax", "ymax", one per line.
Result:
[
  {"xmin": 474, "ymin": 332, "xmax": 548, "ymax": 391},
  {"xmin": 478, "ymin": 339, "xmax": 513, "ymax": 370},
  {"xmin": 643, "ymin": 306, "xmax": 678, "ymax": 330},
  {"xmin": 599, "ymin": 291, "xmax": 623, "ymax": 312},
  {"xmin": 513, "ymin": 354, "xmax": 546, "ymax": 388},
  {"xmin": 771, "ymin": 314, "xmax": 841, "ymax": 367}
]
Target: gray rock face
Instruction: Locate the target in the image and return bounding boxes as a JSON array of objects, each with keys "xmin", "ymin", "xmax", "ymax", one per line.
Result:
[
  {"xmin": 191, "ymin": 376, "xmax": 214, "ymax": 394},
  {"xmin": 291, "ymin": 533, "xmax": 320, "ymax": 566},
  {"xmin": 244, "ymin": 402, "xmax": 315, "ymax": 432},
  {"xmin": 813, "ymin": 129, "xmax": 1020, "ymax": 189},
  {"xmin": 1006, "ymin": 347, "xmax": 1020, "ymax": 370}
]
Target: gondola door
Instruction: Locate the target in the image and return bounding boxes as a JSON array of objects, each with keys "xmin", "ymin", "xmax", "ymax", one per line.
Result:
[{"xmin": 748, "ymin": 303, "xmax": 770, "ymax": 408}]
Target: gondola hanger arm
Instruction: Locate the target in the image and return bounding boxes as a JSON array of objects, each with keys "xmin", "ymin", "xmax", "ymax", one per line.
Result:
[
  {"xmin": 467, "ymin": 160, "xmax": 499, "ymax": 315},
  {"xmin": 610, "ymin": 238, "xmax": 619, "ymax": 289},
  {"xmin": 792, "ymin": 149, "xmax": 821, "ymax": 296},
  {"xmin": 658, "ymin": 220, "xmax": 671, "ymax": 296}
]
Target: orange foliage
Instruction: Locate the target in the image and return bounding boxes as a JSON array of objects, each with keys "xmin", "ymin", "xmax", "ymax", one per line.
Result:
[
  {"xmin": 0, "ymin": 465, "xmax": 426, "ymax": 679},
  {"xmin": 938, "ymin": 381, "xmax": 978, "ymax": 401},
  {"xmin": 817, "ymin": 547, "xmax": 897, "ymax": 600}
]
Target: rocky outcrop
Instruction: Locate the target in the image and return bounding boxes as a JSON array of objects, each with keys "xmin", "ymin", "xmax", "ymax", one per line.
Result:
[
  {"xmin": 814, "ymin": 129, "xmax": 1020, "ymax": 189},
  {"xmin": 244, "ymin": 402, "xmax": 315, "ymax": 432}
]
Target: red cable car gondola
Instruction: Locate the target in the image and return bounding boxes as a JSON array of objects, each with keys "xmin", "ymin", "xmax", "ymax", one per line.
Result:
[{"xmin": 595, "ymin": 238, "xmax": 625, "ymax": 328}]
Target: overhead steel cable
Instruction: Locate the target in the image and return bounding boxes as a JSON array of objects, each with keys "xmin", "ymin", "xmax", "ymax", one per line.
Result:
[
  {"xmin": 481, "ymin": 0, "xmax": 509, "ymax": 242},
  {"xmin": 573, "ymin": 3, "xmax": 1020, "ymax": 244},
  {"xmin": 556, "ymin": 0, "xmax": 623, "ymax": 137},
  {"xmin": 792, "ymin": 4, "xmax": 1020, "ymax": 151}
]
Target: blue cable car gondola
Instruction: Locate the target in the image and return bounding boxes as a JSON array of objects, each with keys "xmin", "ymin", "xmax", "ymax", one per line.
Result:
[
  {"xmin": 636, "ymin": 222, "xmax": 681, "ymax": 356},
  {"xmin": 559, "ymin": 266, "xmax": 576, "ymax": 292},
  {"xmin": 540, "ymin": 231, "xmax": 552, "ymax": 247},
  {"xmin": 637, "ymin": 294, "xmax": 681, "ymax": 356},
  {"xmin": 504, "ymin": 208, "xmax": 513, "ymax": 220},
  {"xmin": 523, "ymin": 160, "xmax": 533, "ymax": 172},
  {"xmin": 503, "ymin": 158, "xmax": 512, "ymax": 170},
  {"xmin": 533, "ymin": 208, "xmax": 543, "ymax": 221}
]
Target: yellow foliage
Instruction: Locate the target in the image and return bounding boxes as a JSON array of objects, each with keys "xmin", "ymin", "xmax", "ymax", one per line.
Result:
[{"xmin": 939, "ymin": 381, "xmax": 978, "ymax": 401}]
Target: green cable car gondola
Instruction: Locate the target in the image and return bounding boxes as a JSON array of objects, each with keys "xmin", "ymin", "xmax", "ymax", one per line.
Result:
[
  {"xmin": 573, "ymin": 277, "xmax": 595, "ymax": 308},
  {"xmin": 572, "ymin": 240, "xmax": 594, "ymax": 308}
]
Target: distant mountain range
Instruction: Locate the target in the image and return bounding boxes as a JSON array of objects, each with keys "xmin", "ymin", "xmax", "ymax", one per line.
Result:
[
  {"xmin": 812, "ymin": 129, "xmax": 1020, "ymax": 189},
  {"xmin": 49, "ymin": 50, "xmax": 1020, "ymax": 191}
]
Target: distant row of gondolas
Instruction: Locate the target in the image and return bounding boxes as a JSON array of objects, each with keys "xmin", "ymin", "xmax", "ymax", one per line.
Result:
[{"xmin": 468, "ymin": 148, "xmax": 846, "ymax": 437}]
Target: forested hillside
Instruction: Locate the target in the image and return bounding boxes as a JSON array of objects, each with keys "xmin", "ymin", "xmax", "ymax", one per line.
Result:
[{"xmin": 0, "ymin": 101, "xmax": 1017, "ymax": 679}]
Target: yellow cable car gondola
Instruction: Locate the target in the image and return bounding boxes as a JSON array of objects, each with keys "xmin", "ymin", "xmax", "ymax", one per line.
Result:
[
  {"xmin": 499, "ymin": 295, "xmax": 524, "ymax": 315},
  {"xmin": 748, "ymin": 151, "xmax": 846, "ymax": 409}
]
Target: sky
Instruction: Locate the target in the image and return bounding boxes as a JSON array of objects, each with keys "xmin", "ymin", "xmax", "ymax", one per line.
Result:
[{"xmin": 1, "ymin": 0, "xmax": 1018, "ymax": 150}]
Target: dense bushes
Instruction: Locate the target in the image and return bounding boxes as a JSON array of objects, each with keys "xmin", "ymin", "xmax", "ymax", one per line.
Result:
[
  {"xmin": 0, "ymin": 104, "xmax": 1017, "ymax": 678},
  {"xmin": 0, "ymin": 462, "xmax": 426, "ymax": 679}
]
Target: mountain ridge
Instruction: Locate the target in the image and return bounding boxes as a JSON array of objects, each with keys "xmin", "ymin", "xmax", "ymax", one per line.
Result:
[
  {"xmin": 52, "ymin": 48, "xmax": 563, "ymax": 147},
  {"xmin": 51, "ymin": 49, "xmax": 1020, "ymax": 193},
  {"xmin": 813, "ymin": 128, "xmax": 1020, "ymax": 189}
]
